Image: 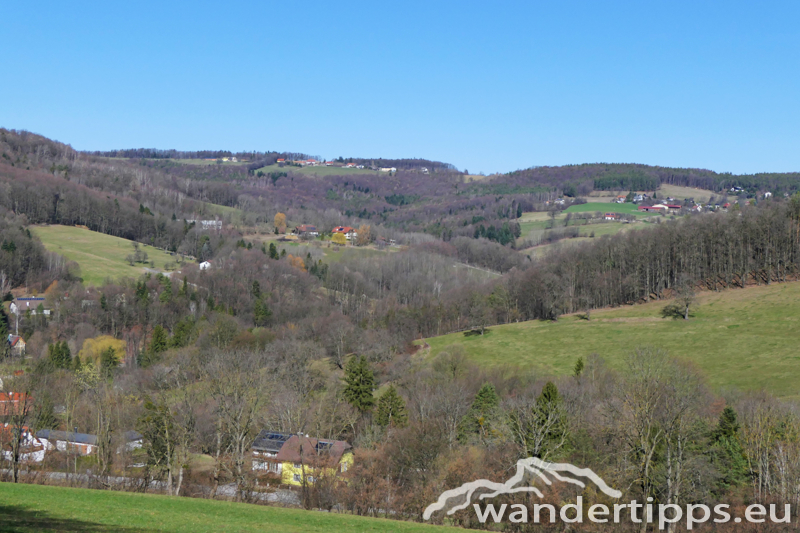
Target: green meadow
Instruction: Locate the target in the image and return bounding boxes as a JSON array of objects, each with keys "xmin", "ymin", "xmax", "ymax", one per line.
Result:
[
  {"xmin": 31, "ymin": 225, "xmax": 179, "ymax": 286},
  {"xmin": 421, "ymin": 282, "xmax": 800, "ymax": 399},
  {"xmin": 0, "ymin": 483, "xmax": 447, "ymax": 533}
]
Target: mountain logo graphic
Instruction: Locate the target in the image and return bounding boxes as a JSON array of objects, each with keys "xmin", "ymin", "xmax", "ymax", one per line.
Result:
[{"xmin": 423, "ymin": 457, "xmax": 622, "ymax": 520}]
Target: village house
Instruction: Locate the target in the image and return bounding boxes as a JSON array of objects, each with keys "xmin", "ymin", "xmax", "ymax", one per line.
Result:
[
  {"xmin": 251, "ymin": 430, "xmax": 353, "ymax": 486},
  {"xmin": 185, "ymin": 219, "xmax": 222, "ymax": 231},
  {"xmin": 251, "ymin": 431, "xmax": 290, "ymax": 474},
  {"xmin": 294, "ymin": 224, "xmax": 319, "ymax": 237},
  {"xmin": 6, "ymin": 335, "xmax": 25, "ymax": 357},
  {"xmin": 379, "ymin": 167, "xmax": 397, "ymax": 173},
  {"xmin": 1, "ymin": 424, "xmax": 46, "ymax": 464},
  {"xmin": 9, "ymin": 297, "xmax": 50, "ymax": 317},
  {"xmin": 604, "ymin": 213, "xmax": 620, "ymax": 221},
  {"xmin": 332, "ymin": 226, "xmax": 358, "ymax": 240},
  {"xmin": 199, "ymin": 261, "xmax": 211, "ymax": 271},
  {"xmin": 36, "ymin": 429, "xmax": 98, "ymax": 456},
  {"xmin": 0, "ymin": 392, "xmax": 31, "ymax": 417}
]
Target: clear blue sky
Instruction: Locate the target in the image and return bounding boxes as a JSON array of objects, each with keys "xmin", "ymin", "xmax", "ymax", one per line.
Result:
[{"xmin": 2, "ymin": 1, "xmax": 798, "ymax": 174}]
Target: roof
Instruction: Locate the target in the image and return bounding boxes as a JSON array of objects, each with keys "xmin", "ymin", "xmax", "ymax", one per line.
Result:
[
  {"xmin": 296, "ymin": 224, "xmax": 317, "ymax": 232},
  {"xmin": 36, "ymin": 429, "xmax": 98, "ymax": 445},
  {"xmin": 124, "ymin": 430, "xmax": 143, "ymax": 442},
  {"xmin": 665, "ymin": 204, "xmax": 682, "ymax": 209},
  {"xmin": 0, "ymin": 392, "xmax": 29, "ymax": 403},
  {"xmin": 275, "ymin": 435, "xmax": 351, "ymax": 464},
  {"xmin": 7, "ymin": 335, "xmax": 23, "ymax": 347},
  {"xmin": 252, "ymin": 430, "xmax": 292, "ymax": 454},
  {"xmin": 332, "ymin": 226, "xmax": 355, "ymax": 233}
]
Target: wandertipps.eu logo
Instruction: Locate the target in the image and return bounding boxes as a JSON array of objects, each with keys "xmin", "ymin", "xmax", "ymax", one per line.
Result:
[{"xmin": 423, "ymin": 457, "xmax": 621, "ymax": 521}]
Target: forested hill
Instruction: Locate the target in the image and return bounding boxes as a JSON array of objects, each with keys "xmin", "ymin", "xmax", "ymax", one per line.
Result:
[
  {"xmin": 502, "ymin": 163, "xmax": 800, "ymax": 197},
  {"xmin": 4, "ymin": 128, "xmax": 800, "ymax": 253}
]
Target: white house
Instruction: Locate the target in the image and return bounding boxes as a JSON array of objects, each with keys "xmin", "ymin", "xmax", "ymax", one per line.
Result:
[
  {"xmin": 379, "ymin": 167, "xmax": 397, "ymax": 173},
  {"xmin": 199, "ymin": 261, "xmax": 211, "ymax": 271},
  {"xmin": 36, "ymin": 429, "xmax": 98, "ymax": 456},
  {"xmin": 2, "ymin": 425, "xmax": 46, "ymax": 464}
]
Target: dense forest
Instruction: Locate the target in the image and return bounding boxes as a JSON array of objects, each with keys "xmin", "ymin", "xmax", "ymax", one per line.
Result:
[{"xmin": 4, "ymin": 128, "xmax": 800, "ymax": 529}]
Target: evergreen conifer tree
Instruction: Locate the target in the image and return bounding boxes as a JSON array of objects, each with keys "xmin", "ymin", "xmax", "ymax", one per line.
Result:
[
  {"xmin": 343, "ymin": 355, "xmax": 375, "ymax": 413},
  {"xmin": 375, "ymin": 385, "xmax": 408, "ymax": 427}
]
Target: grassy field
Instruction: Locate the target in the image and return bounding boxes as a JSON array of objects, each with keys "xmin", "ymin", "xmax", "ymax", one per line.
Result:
[
  {"xmin": 255, "ymin": 164, "xmax": 380, "ymax": 177},
  {"xmin": 0, "ymin": 483, "xmax": 447, "ymax": 533},
  {"xmin": 188, "ymin": 201, "xmax": 247, "ymax": 225},
  {"xmin": 564, "ymin": 202, "xmax": 650, "ymax": 216},
  {"xmin": 658, "ymin": 184, "xmax": 715, "ymax": 203},
  {"xmin": 421, "ymin": 282, "xmax": 800, "ymax": 399},
  {"xmin": 31, "ymin": 226, "xmax": 179, "ymax": 286}
]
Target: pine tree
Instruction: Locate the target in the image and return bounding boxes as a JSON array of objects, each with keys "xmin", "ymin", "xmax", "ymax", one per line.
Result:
[
  {"xmin": 458, "ymin": 383, "xmax": 500, "ymax": 442},
  {"xmin": 573, "ymin": 357, "xmax": 584, "ymax": 378},
  {"xmin": 252, "ymin": 280, "xmax": 261, "ymax": 299},
  {"xmin": 711, "ymin": 406, "xmax": 749, "ymax": 489},
  {"xmin": 375, "ymin": 385, "xmax": 408, "ymax": 427},
  {"xmin": 100, "ymin": 293, "xmax": 107, "ymax": 311},
  {"xmin": 141, "ymin": 326, "xmax": 168, "ymax": 367},
  {"xmin": 534, "ymin": 381, "xmax": 567, "ymax": 458},
  {"xmin": 100, "ymin": 346, "xmax": 118, "ymax": 378},
  {"xmin": 343, "ymin": 355, "xmax": 375, "ymax": 413},
  {"xmin": 48, "ymin": 341, "xmax": 71, "ymax": 369},
  {"xmin": 253, "ymin": 299, "xmax": 271, "ymax": 327},
  {"xmin": 159, "ymin": 277, "xmax": 173, "ymax": 303},
  {"xmin": 269, "ymin": 243, "xmax": 279, "ymax": 260}
]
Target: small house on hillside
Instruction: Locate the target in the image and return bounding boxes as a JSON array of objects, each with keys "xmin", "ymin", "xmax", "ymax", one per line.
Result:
[
  {"xmin": 604, "ymin": 213, "xmax": 620, "ymax": 221},
  {"xmin": 199, "ymin": 261, "xmax": 211, "ymax": 271},
  {"xmin": 6, "ymin": 336, "xmax": 25, "ymax": 357},
  {"xmin": 332, "ymin": 226, "xmax": 358, "ymax": 241},
  {"xmin": 294, "ymin": 224, "xmax": 319, "ymax": 237},
  {"xmin": 10, "ymin": 297, "xmax": 49, "ymax": 317}
]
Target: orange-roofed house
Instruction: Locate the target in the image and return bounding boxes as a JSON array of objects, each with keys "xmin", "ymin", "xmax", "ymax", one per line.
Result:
[{"xmin": 332, "ymin": 226, "xmax": 358, "ymax": 240}]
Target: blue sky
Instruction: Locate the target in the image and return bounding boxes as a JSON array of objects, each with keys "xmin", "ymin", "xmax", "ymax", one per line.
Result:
[{"xmin": 2, "ymin": 1, "xmax": 798, "ymax": 174}]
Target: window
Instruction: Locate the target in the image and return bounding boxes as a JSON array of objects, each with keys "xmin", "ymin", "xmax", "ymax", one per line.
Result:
[
  {"xmin": 293, "ymin": 463, "xmax": 301, "ymax": 469},
  {"xmin": 341, "ymin": 462, "xmax": 348, "ymax": 473},
  {"xmin": 293, "ymin": 474, "xmax": 301, "ymax": 483}
]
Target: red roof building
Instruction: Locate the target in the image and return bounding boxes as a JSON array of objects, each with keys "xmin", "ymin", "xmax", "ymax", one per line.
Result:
[{"xmin": 0, "ymin": 392, "xmax": 32, "ymax": 416}]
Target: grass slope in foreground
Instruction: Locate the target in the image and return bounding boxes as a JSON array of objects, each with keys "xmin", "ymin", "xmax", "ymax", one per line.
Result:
[
  {"xmin": 31, "ymin": 225, "xmax": 177, "ymax": 286},
  {"xmin": 0, "ymin": 483, "xmax": 446, "ymax": 533},
  {"xmin": 423, "ymin": 282, "xmax": 800, "ymax": 399}
]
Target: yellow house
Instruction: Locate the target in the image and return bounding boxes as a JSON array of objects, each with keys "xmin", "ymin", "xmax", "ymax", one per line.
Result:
[{"xmin": 251, "ymin": 431, "xmax": 353, "ymax": 486}]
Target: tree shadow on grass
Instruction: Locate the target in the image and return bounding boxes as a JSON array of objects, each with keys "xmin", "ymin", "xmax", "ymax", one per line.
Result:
[{"xmin": 0, "ymin": 504, "xmax": 157, "ymax": 533}]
